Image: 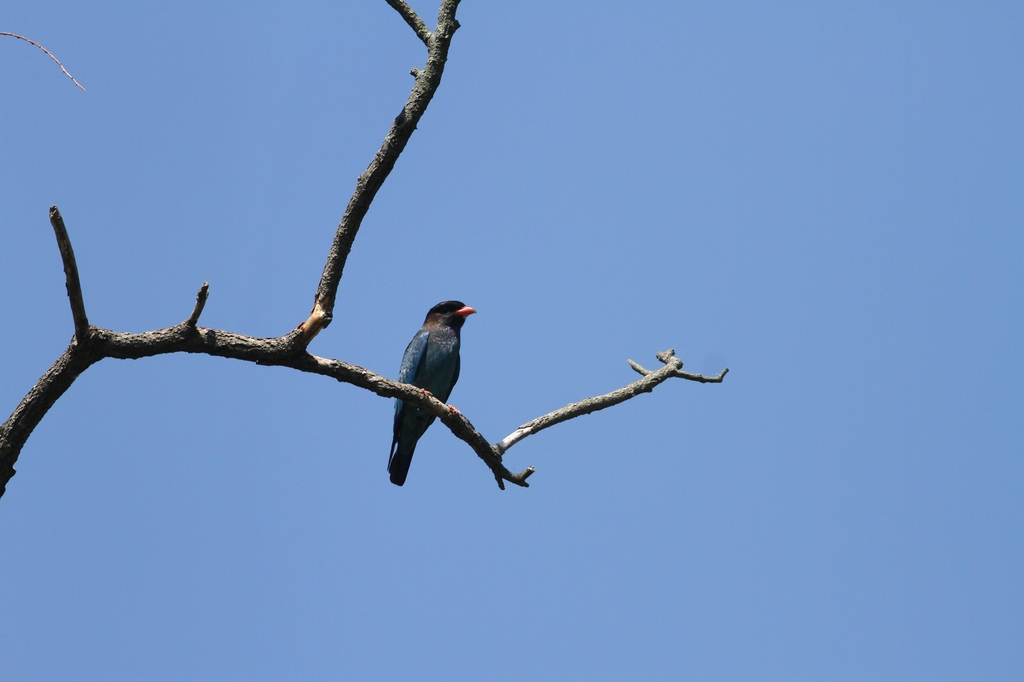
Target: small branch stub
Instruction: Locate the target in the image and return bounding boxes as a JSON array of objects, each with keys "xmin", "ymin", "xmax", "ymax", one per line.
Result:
[
  {"xmin": 187, "ymin": 283, "xmax": 209, "ymax": 326},
  {"xmin": 298, "ymin": 299, "xmax": 329, "ymax": 346},
  {"xmin": 385, "ymin": 0, "xmax": 433, "ymax": 45}
]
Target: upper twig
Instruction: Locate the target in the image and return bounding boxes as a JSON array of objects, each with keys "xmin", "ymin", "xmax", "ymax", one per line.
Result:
[
  {"xmin": 385, "ymin": 0, "xmax": 433, "ymax": 45},
  {"xmin": 48, "ymin": 206, "xmax": 90, "ymax": 341},
  {"xmin": 298, "ymin": 0, "xmax": 462, "ymax": 344},
  {"xmin": 1, "ymin": 32, "xmax": 86, "ymax": 91}
]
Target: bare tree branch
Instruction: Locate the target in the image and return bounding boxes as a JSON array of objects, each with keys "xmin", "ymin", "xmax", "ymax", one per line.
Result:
[
  {"xmin": 98, "ymin": 324, "xmax": 534, "ymax": 488},
  {"xmin": 0, "ymin": 0, "xmax": 727, "ymax": 499},
  {"xmin": 385, "ymin": 0, "xmax": 433, "ymax": 45},
  {"xmin": 2, "ymin": 204, "xmax": 723, "ymax": 497},
  {"xmin": 0, "ymin": 341, "xmax": 101, "ymax": 497},
  {"xmin": 0, "ymin": 273, "xmax": 533, "ymax": 496},
  {"xmin": 1, "ymin": 32, "xmax": 86, "ymax": 91},
  {"xmin": 629, "ymin": 350, "xmax": 730, "ymax": 383},
  {"xmin": 49, "ymin": 206, "xmax": 90, "ymax": 341},
  {"xmin": 495, "ymin": 350, "xmax": 729, "ymax": 456},
  {"xmin": 299, "ymin": 0, "xmax": 462, "ymax": 343}
]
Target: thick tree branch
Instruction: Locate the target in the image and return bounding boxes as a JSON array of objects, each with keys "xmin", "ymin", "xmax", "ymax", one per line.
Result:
[
  {"xmin": 0, "ymin": 342, "xmax": 101, "ymax": 497},
  {"xmin": 299, "ymin": 0, "xmax": 462, "ymax": 343},
  {"xmin": 1, "ymin": 212, "xmax": 721, "ymax": 495},
  {"xmin": 49, "ymin": 206, "xmax": 90, "ymax": 341},
  {"xmin": 1, "ymin": 32, "xmax": 86, "ymax": 91},
  {"xmin": 385, "ymin": 0, "xmax": 433, "ymax": 45},
  {"xmin": 96, "ymin": 326, "xmax": 533, "ymax": 488}
]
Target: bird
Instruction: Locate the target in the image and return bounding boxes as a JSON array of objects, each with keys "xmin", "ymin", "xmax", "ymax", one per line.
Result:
[{"xmin": 388, "ymin": 300, "xmax": 476, "ymax": 486}]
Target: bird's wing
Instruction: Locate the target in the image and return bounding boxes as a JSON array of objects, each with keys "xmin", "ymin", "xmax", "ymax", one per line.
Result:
[
  {"xmin": 390, "ymin": 328, "xmax": 432, "ymax": 483},
  {"xmin": 394, "ymin": 328, "xmax": 429, "ymax": 420},
  {"xmin": 398, "ymin": 328, "xmax": 430, "ymax": 386},
  {"xmin": 440, "ymin": 354, "xmax": 460, "ymax": 403}
]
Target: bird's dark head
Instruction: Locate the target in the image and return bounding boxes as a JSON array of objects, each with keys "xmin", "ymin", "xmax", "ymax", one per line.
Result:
[{"xmin": 425, "ymin": 300, "xmax": 476, "ymax": 330}]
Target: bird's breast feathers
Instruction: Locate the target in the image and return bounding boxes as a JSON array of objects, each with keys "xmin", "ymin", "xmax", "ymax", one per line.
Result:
[{"xmin": 417, "ymin": 330, "xmax": 460, "ymax": 399}]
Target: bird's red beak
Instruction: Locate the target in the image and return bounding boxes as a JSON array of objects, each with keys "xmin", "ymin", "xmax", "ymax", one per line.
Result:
[{"xmin": 454, "ymin": 306, "xmax": 476, "ymax": 317}]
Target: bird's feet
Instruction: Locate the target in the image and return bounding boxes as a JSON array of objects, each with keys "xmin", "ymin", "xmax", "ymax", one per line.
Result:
[{"xmin": 447, "ymin": 404, "xmax": 460, "ymax": 414}]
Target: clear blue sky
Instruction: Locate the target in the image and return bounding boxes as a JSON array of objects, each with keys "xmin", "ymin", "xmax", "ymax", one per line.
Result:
[{"xmin": 2, "ymin": 1, "xmax": 1022, "ymax": 679}]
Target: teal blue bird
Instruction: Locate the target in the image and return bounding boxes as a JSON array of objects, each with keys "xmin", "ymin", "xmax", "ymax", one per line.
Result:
[{"xmin": 389, "ymin": 301, "xmax": 476, "ymax": 486}]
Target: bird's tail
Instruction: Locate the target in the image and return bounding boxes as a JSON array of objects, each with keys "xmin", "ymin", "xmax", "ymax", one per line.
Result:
[{"xmin": 387, "ymin": 439, "xmax": 415, "ymax": 487}]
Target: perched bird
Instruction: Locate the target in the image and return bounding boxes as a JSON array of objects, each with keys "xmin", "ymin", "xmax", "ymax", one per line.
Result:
[{"xmin": 388, "ymin": 300, "xmax": 476, "ymax": 486}]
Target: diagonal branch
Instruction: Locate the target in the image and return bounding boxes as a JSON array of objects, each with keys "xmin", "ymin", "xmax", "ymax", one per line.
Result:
[
  {"xmin": 0, "ymin": 342, "xmax": 101, "ymax": 497},
  {"xmin": 299, "ymin": 0, "xmax": 462, "ymax": 343},
  {"xmin": 494, "ymin": 350, "xmax": 729, "ymax": 456},
  {"xmin": 1, "ymin": 32, "xmax": 86, "ymax": 91},
  {"xmin": 49, "ymin": 206, "xmax": 90, "ymax": 341},
  {"xmin": 385, "ymin": 0, "xmax": 433, "ymax": 45}
]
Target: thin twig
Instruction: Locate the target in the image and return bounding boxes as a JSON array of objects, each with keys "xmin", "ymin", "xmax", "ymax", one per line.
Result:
[
  {"xmin": 630, "ymin": 352, "xmax": 730, "ymax": 383},
  {"xmin": 677, "ymin": 367, "xmax": 729, "ymax": 383},
  {"xmin": 628, "ymin": 359, "xmax": 650, "ymax": 375},
  {"xmin": 48, "ymin": 206, "xmax": 90, "ymax": 341},
  {"xmin": 385, "ymin": 0, "xmax": 433, "ymax": 45},
  {"xmin": 494, "ymin": 350, "xmax": 729, "ymax": 456},
  {"xmin": 1, "ymin": 32, "xmax": 86, "ymax": 91}
]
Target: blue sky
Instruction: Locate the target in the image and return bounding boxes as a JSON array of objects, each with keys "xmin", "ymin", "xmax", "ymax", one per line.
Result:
[{"xmin": 1, "ymin": 1, "xmax": 1022, "ymax": 679}]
